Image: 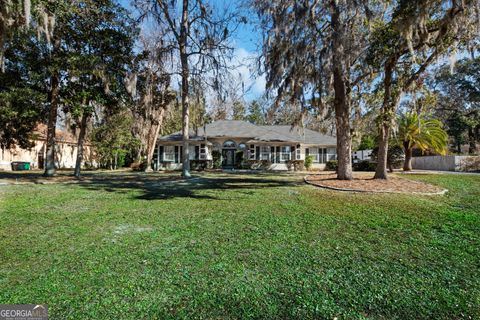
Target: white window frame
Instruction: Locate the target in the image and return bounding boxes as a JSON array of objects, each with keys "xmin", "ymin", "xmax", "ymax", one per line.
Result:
[
  {"xmin": 309, "ymin": 147, "xmax": 320, "ymax": 163},
  {"xmin": 296, "ymin": 147, "xmax": 301, "ymax": 160},
  {"xmin": 327, "ymin": 148, "xmax": 337, "ymax": 161},
  {"xmin": 260, "ymin": 146, "xmax": 270, "ymax": 161},
  {"xmin": 164, "ymin": 145, "xmax": 175, "ymax": 162},
  {"xmin": 249, "ymin": 145, "xmax": 256, "ymax": 160},
  {"xmin": 280, "ymin": 146, "xmax": 291, "ymax": 162},
  {"xmin": 199, "ymin": 144, "xmax": 207, "ymax": 160}
]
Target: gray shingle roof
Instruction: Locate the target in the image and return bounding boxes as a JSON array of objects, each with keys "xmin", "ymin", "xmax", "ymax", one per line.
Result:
[{"xmin": 159, "ymin": 120, "xmax": 336, "ymax": 145}]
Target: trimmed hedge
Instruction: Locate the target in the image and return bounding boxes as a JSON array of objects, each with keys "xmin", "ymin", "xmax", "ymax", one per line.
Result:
[
  {"xmin": 286, "ymin": 160, "xmax": 305, "ymax": 171},
  {"xmin": 325, "ymin": 160, "xmax": 338, "ymax": 171},
  {"xmin": 248, "ymin": 160, "xmax": 272, "ymax": 170},
  {"xmin": 353, "ymin": 160, "xmax": 376, "ymax": 171},
  {"xmin": 190, "ymin": 160, "xmax": 212, "ymax": 171}
]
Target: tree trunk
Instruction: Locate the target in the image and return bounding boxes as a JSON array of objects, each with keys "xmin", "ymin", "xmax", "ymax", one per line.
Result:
[
  {"xmin": 44, "ymin": 39, "xmax": 60, "ymax": 177},
  {"xmin": 74, "ymin": 111, "xmax": 91, "ymax": 178},
  {"xmin": 374, "ymin": 57, "xmax": 397, "ymax": 180},
  {"xmin": 330, "ymin": 0, "xmax": 352, "ymax": 180},
  {"xmin": 180, "ymin": 0, "xmax": 191, "ymax": 178},
  {"xmin": 43, "ymin": 81, "xmax": 60, "ymax": 174},
  {"xmin": 468, "ymin": 127, "xmax": 476, "ymax": 154},
  {"xmin": 403, "ymin": 142, "xmax": 413, "ymax": 171},
  {"xmin": 144, "ymin": 113, "xmax": 164, "ymax": 172},
  {"xmin": 374, "ymin": 124, "xmax": 390, "ymax": 179}
]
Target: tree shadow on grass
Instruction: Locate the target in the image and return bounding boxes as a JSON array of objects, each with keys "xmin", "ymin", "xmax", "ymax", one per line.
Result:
[{"xmin": 77, "ymin": 174, "xmax": 302, "ymax": 201}]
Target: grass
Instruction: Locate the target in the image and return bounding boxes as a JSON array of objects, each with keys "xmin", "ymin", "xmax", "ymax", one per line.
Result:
[{"xmin": 0, "ymin": 171, "xmax": 479, "ymax": 319}]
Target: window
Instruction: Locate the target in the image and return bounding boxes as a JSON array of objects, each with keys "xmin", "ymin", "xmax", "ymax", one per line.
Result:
[
  {"xmin": 190, "ymin": 145, "xmax": 197, "ymax": 160},
  {"xmin": 309, "ymin": 147, "xmax": 320, "ymax": 163},
  {"xmin": 200, "ymin": 144, "xmax": 207, "ymax": 159},
  {"xmin": 260, "ymin": 146, "xmax": 270, "ymax": 160},
  {"xmin": 223, "ymin": 140, "xmax": 236, "ymax": 148},
  {"xmin": 164, "ymin": 146, "xmax": 175, "ymax": 162},
  {"xmin": 249, "ymin": 144, "xmax": 256, "ymax": 160},
  {"xmin": 327, "ymin": 148, "xmax": 336, "ymax": 161},
  {"xmin": 296, "ymin": 145, "xmax": 301, "ymax": 160},
  {"xmin": 280, "ymin": 146, "xmax": 291, "ymax": 161},
  {"xmin": 238, "ymin": 143, "xmax": 246, "ymax": 150}
]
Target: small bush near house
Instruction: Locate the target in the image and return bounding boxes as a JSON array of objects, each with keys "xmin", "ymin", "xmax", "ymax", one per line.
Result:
[
  {"xmin": 190, "ymin": 160, "xmax": 212, "ymax": 171},
  {"xmin": 461, "ymin": 156, "xmax": 480, "ymax": 172},
  {"xmin": 212, "ymin": 150, "xmax": 222, "ymax": 169},
  {"xmin": 304, "ymin": 155, "xmax": 314, "ymax": 171},
  {"xmin": 248, "ymin": 160, "xmax": 272, "ymax": 170},
  {"xmin": 130, "ymin": 160, "xmax": 148, "ymax": 171},
  {"xmin": 353, "ymin": 160, "xmax": 376, "ymax": 171},
  {"xmin": 325, "ymin": 160, "xmax": 338, "ymax": 171},
  {"xmin": 286, "ymin": 160, "xmax": 305, "ymax": 171},
  {"xmin": 235, "ymin": 151, "xmax": 245, "ymax": 169}
]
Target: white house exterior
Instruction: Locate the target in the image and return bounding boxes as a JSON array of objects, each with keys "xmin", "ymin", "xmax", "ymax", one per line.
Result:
[{"xmin": 154, "ymin": 120, "xmax": 336, "ymax": 171}]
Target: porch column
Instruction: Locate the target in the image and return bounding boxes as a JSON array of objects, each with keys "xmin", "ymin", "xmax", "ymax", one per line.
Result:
[{"xmin": 156, "ymin": 143, "xmax": 160, "ymax": 171}]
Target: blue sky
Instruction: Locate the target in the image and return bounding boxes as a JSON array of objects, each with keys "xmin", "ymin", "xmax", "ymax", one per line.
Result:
[{"xmin": 116, "ymin": 0, "xmax": 265, "ymax": 101}]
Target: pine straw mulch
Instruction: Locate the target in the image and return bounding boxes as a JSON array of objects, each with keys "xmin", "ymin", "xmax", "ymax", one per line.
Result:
[{"xmin": 304, "ymin": 172, "xmax": 447, "ymax": 195}]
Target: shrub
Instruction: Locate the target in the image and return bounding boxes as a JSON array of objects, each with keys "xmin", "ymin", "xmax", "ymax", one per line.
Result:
[
  {"xmin": 460, "ymin": 156, "xmax": 480, "ymax": 172},
  {"xmin": 235, "ymin": 151, "xmax": 245, "ymax": 168},
  {"xmin": 325, "ymin": 160, "xmax": 338, "ymax": 171},
  {"xmin": 248, "ymin": 160, "xmax": 272, "ymax": 170},
  {"xmin": 286, "ymin": 160, "xmax": 305, "ymax": 171},
  {"xmin": 131, "ymin": 160, "xmax": 148, "ymax": 171},
  {"xmin": 190, "ymin": 160, "xmax": 212, "ymax": 171},
  {"xmin": 353, "ymin": 160, "xmax": 376, "ymax": 171},
  {"xmin": 304, "ymin": 155, "xmax": 314, "ymax": 171},
  {"xmin": 212, "ymin": 150, "xmax": 222, "ymax": 169}
]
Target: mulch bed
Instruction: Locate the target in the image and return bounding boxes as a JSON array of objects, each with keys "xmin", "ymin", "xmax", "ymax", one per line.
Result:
[{"xmin": 304, "ymin": 172, "xmax": 447, "ymax": 194}]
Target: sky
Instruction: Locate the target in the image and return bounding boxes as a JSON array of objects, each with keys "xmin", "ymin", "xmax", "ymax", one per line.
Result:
[{"xmin": 116, "ymin": 0, "xmax": 265, "ymax": 102}]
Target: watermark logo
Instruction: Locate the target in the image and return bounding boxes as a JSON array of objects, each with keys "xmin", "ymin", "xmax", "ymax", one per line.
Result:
[{"xmin": 0, "ymin": 304, "xmax": 48, "ymax": 320}]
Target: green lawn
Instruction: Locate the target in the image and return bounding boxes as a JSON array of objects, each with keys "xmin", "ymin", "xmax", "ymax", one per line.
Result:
[{"xmin": 0, "ymin": 172, "xmax": 479, "ymax": 319}]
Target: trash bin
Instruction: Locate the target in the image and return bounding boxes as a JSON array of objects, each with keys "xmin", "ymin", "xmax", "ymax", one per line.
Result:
[{"xmin": 11, "ymin": 161, "xmax": 31, "ymax": 171}]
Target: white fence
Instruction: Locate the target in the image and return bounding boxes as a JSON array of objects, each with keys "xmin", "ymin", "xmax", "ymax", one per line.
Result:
[{"xmin": 411, "ymin": 155, "xmax": 477, "ymax": 171}]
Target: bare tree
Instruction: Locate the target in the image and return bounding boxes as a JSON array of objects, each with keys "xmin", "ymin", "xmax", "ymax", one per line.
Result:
[{"xmin": 135, "ymin": 0, "xmax": 241, "ymax": 177}]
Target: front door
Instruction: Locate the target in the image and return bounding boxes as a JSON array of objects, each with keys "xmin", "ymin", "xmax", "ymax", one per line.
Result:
[{"xmin": 222, "ymin": 149, "xmax": 235, "ymax": 168}]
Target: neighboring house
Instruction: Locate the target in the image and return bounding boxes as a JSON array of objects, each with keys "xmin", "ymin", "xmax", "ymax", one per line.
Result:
[
  {"xmin": 155, "ymin": 120, "xmax": 337, "ymax": 170},
  {"xmin": 352, "ymin": 149, "xmax": 373, "ymax": 163},
  {"xmin": 0, "ymin": 124, "xmax": 96, "ymax": 171}
]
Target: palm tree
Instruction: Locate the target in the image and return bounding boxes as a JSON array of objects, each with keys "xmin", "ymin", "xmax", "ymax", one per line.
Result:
[{"xmin": 398, "ymin": 112, "xmax": 448, "ymax": 171}]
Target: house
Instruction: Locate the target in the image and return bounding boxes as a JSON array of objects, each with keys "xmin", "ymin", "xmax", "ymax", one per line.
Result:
[
  {"xmin": 0, "ymin": 124, "xmax": 96, "ymax": 171},
  {"xmin": 352, "ymin": 149, "xmax": 373, "ymax": 163},
  {"xmin": 154, "ymin": 120, "xmax": 337, "ymax": 170}
]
